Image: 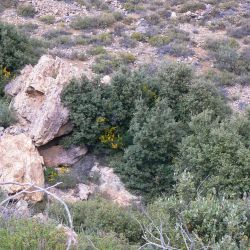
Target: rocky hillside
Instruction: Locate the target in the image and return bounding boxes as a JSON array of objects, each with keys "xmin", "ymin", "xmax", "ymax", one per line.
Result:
[{"xmin": 0, "ymin": 0, "xmax": 249, "ymax": 249}]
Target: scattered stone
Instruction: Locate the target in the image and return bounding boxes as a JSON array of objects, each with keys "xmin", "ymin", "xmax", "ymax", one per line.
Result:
[
  {"xmin": 77, "ymin": 183, "xmax": 94, "ymax": 200},
  {"xmin": 170, "ymin": 12, "xmax": 177, "ymax": 19},
  {"xmin": 15, "ymin": 200, "xmax": 30, "ymax": 216},
  {"xmin": 101, "ymin": 75, "xmax": 111, "ymax": 85}
]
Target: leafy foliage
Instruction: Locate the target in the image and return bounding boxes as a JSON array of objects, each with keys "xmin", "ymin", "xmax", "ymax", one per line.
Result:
[
  {"xmin": 145, "ymin": 194, "xmax": 249, "ymax": 248},
  {"xmin": 63, "ymin": 63, "xmax": 236, "ymax": 199},
  {"xmin": 114, "ymin": 99, "xmax": 181, "ymax": 199},
  {"xmin": 0, "ymin": 22, "xmax": 44, "ymax": 97},
  {"xmin": 176, "ymin": 110, "xmax": 250, "ymax": 196},
  {"xmin": 48, "ymin": 198, "xmax": 142, "ymax": 243},
  {"xmin": 0, "ymin": 218, "xmax": 67, "ymax": 249}
]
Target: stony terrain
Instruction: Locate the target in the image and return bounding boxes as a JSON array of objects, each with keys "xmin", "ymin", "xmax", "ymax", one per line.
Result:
[{"xmin": 1, "ymin": 0, "xmax": 250, "ymax": 111}]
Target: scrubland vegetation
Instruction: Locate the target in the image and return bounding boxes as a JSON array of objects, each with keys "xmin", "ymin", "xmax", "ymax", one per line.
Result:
[{"xmin": 0, "ymin": 0, "xmax": 249, "ymax": 249}]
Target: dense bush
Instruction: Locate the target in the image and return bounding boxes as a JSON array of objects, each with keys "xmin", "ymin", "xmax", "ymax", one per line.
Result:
[
  {"xmin": 70, "ymin": 12, "xmax": 122, "ymax": 30},
  {"xmin": 228, "ymin": 23, "xmax": 250, "ymax": 38},
  {"xmin": 145, "ymin": 194, "xmax": 249, "ymax": 248},
  {"xmin": 63, "ymin": 63, "xmax": 236, "ymax": 199},
  {"xmin": 17, "ymin": 4, "xmax": 36, "ymax": 18},
  {"xmin": 92, "ymin": 52, "xmax": 136, "ymax": 74},
  {"xmin": 158, "ymin": 42, "xmax": 195, "ymax": 57},
  {"xmin": 0, "ymin": 22, "xmax": 45, "ymax": 96},
  {"xmin": 0, "ymin": 218, "xmax": 67, "ymax": 249},
  {"xmin": 78, "ymin": 232, "xmax": 138, "ymax": 250},
  {"xmin": 39, "ymin": 15, "xmax": 56, "ymax": 24},
  {"xmin": 0, "ymin": 23, "xmax": 38, "ymax": 71},
  {"xmin": 114, "ymin": 98, "xmax": 180, "ymax": 199},
  {"xmin": 176, "ymin": 110, "xmax": 250, "ymax": 196},
  {"xmin": 205, "ymin": 38, "xmax": 250, "ymax": 76},
  {"xmin": 48, "ymin": 198, "xmax": 142, "ymax": 243},
  {"xmin": 179, "ymin": 1, "xmax": 206, "ymax": 13}
]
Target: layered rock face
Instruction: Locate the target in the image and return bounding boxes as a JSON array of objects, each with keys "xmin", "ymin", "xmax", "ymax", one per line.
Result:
[
  {"xmin": 1, "ymin": 55, "xmax": 85, "ymax": 201},
  {"xmin": 6, "ymin": 55, "xmax": 85, "ymax": 146},
  {"xmin": 39, "ymin": 145, "xmax": 88, "ymax": 168},
  {"xmin": 0, "ymin": 133, "xmax": 44, "ymax": 202}
]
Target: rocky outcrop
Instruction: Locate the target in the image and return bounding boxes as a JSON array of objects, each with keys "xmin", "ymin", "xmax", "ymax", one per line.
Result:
[
  {"xmin": 90, "ymin": 164, "xmax": 139, "ymax": 207},
  {"xmin": 5, "ymin": 55, "xmax": 85, "ymax": 146},
  {"xmin": 0, "ymin": 133, "xmax": 44, "ymax": 202},
  {"xmin": 39, "ymin": 145, "xmax": 87, "ymax": 167}
]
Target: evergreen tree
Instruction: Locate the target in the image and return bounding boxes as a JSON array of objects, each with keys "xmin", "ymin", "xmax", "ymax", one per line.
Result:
[
  {"xmin": 176, "ymin": 110, "xmax": 250, "ymax": 196},
  {"xmin": 115, "ymin": 99, "xmax": 182, "ymax": 199}
]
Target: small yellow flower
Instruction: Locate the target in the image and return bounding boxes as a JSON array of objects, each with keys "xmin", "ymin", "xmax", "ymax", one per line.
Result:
[
  {"xmin": 96, "ymin": 116, "xmax": 108, "ymax": 123},
  {"xmin": 111, "ymin": 143, "xmax": 118, "ymax": 149},
  {"xmin": 99, "ymin": 126, "xmax": 122, "ymax": 149},
  {"xmin": 58, "ymin": 166, "xmax": 69, "ymax": 174},
  {"xmin": 3, "ymin": 67, "xmax": 11, "ymax": 78}
]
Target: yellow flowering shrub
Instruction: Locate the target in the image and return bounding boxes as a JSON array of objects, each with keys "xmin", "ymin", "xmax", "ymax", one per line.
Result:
[
  {"xmin": 99, "ymin": 126, "xmax": 122, "ymax": 149},
  {"xmin": 96, "ymin": 116, "xmax": 108, "ymax": 123},
  {"xmin": 2, "ymin": 67, "xmax": 11, "ymax": 78},
  {"xmin": 0, "ymin": 66, "xmax": 12, "ymax": 96}
]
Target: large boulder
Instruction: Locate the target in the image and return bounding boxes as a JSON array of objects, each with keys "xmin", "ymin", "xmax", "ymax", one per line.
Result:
[
  {"xmin": 39, "ymin": 145, "xmax": 87, "ymax": 167},
  {"xmin": 5, "ymin": 55, "xmax": 86, "ymax": 146},
  {"xmin": 0, "ymin": 133, "xmax": 44, "ymax": 202}
]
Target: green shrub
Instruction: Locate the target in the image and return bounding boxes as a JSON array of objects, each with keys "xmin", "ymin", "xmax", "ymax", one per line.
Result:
[
  {"xmin": 92, "ymin": 52, "xmax": 136, "ymax": 75},
  {"xmin": 39, "ymin": 15, "xmax": 56, "ymax": 24},
  {"xmin": 17, "ymin": 23, "xmax": 39, "ymax": 35},
  {"xmin": 17, "ymin": 4, "xmax": 36, "ymax": 17},
  {"xmin": 78, "ymin": 232, "xmax": 138, "ymax": 250},
  {"xmin": 87, "ymin": 46, "xmax": 107, "ymax": 56},
  {"xmin": 179, "ymin": 1, "xmax": 206, "ymax": 13},
  {"xmin": 0, "ymin": 99, "xmax": 16, "ymax": 128},
  {"xmin": 70, "ymin": 13, "xmax": 118, "ymax": 30},
  {"xmin": 205, "ymin": 38, "xmax": 239, "ymax": 52},
  {"xmin": 176, "ymin": 110, "xmax": 250, "ymax": 197},
  {"xmin": 205, "ymin": 70, "xmax": 237, "ymax": 86},
  {"xmin": 131, "ymin": 32, "xmax": 147, "ymax": 42},
  {"xmin": 0, "ymin": 23, "xmax": 45, "ymax": 96},
  {"xmin": 0, "ymin": 0, "xmax": 18, "ymax": 11},
  {"xmin": 48, "ymin": 198, "xmax": 142, "ymax": 243},
  {"xmin": 114, "ymin": 98, "xmax": 181, "ymax": 199},
  {"xmin": 145, "ymin": 195, "xmax": 249, "ymax": 248},
  {"xmin": 0, "ymin": 22, "xmax": 41, "ymax": 72},
  {"xmin": 148, "ymin": 35, "xmax": 172, "ymax": 47},
  {"xmin": 0, "ymin": 218, "xmax": 67, "ymax": 249},
  {"xmin": 79, "ymin": 0, "xmax": 109, "ymax": 10},
  {"xmin": 205, "ymin": 38, "xmax": 250, "ymax": 75},
  {"xmin": 89, "ymin": 32, "xmax": 113, "ymax": 46},
  {"xmin": 44, "ymin": 166, "xmax": 84, "ymax": 190},
  {"xmin": 62, "ymin": 69, "xmax": 141, "ymax": 149},
  {"xmin": 144, "ymin": 13, "xmax": 161, "ymax": 25},
  {"xmin": 158, "ymin": 42, "xmax": 194, "ymax": 57}
]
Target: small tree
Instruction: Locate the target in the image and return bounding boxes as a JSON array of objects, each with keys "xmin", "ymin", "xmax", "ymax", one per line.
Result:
[
  {"xmin": 176, "ymin": 110, "xmax": 250, "ymax": 197},
  {"xmin": 115, "ymin": 99, "xmax": 182, "ymax": 200}
]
